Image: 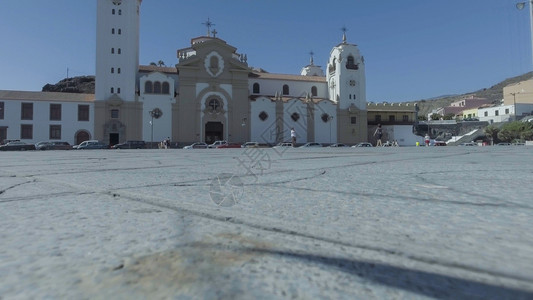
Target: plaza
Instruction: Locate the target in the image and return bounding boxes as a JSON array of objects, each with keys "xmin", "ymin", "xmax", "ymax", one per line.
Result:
[{"xmin": 1, "ymin": 146, "xmax": 532, "ymax": 299}]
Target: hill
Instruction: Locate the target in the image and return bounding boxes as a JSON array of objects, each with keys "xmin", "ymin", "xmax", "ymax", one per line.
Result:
[
  {"xmin": 42, "ymin": 76, "xmax": 95, "ymax": 94},
  {"xmin": 401, "ymin": 72, "xmax": 533, "ymax": 117}
]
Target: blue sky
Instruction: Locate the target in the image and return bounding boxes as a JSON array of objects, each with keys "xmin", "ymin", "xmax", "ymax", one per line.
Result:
[{"xmin": 0, "ymin": 0, "xmax": 531, "ymax": 102}]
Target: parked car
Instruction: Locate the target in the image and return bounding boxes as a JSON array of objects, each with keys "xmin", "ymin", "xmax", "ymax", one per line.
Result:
[
  {"xmin": 497, "ymin": 142, "xmax": 512, "ymax": 146},
  {"xmin": 299, "ymin": 142, "xmax": 323, "ymax": 148},
  {"xmin": 217, "ymin": 143, "xmax": 242, "ymax": 148},
  {"xmin": 242, "ymin": 142, "xmax": 259, "ymax": 148},
  {"xmin": 272, "ymin": 142, "xmax": 293, "ymax": 149},
  {"xmin": 459, "ymin": 142, "xmax": 476, "ymax": 146},
  {"xmin": 329, "ymin": 143, "xmax": 349, "ymax": 147},
  {"xmin": 434, "ymin": 141, "xmax": 447, "ymax": 146},
  {"xmin": 112, "ymin": 140, "xmax": 146, "ymax": 149},
  {"xmin": 0, "ymin": 141, "xmax": 36, "ymax": 151},
  {"xmin": 1, "ymin": 139, "xmax": 20, "ymax": 145},
  {"xmin": 183, "ymin": 142, "xmax": 208, "ymax": 149},
  {"xmin": 208, "ymin": 140, "xmax": 227, "ymax": 148},
  {"xmin": 352, "ymin": 142, "xmax": 373, "ymax": 147},
  {"xmin": 77, "ymin": 140, "xmax": 109, "ymax": 149},
  {"xmin": 36, "ymin": 141, "xmax": 71, "ymax": 150}
]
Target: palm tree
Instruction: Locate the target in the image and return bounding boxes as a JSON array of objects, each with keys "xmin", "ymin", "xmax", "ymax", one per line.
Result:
[
  {"xmin": 484, "ymin": 125, "xmax": 499, "ymax": 145},
  {"xmin": 157, "ymin": 60, "xmax": 165, "ymax": 67},
  {"xmin": 149, "ymin": 62, "xmax": 157, "ymax": 66}
]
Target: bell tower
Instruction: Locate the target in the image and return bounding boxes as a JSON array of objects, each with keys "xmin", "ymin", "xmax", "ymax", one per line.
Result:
[
  {"xmin": 94, "ymin": 0, "xmax": 143, "ymax": 144},
  {"xmin": 327, "ymin": 30, "xmax": 367, "ymax": 144},
  {"xmin": 95, "ymin": 0, "xmax": 141, "ymax": 102},
  {"xmin": 326, "ymin": 29, "xmax": 366, "ymax": 110}
]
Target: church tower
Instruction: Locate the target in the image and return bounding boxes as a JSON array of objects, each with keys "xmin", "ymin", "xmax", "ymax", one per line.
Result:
[
  {"xmin": 327, "ymin": 31, "xmax": 367, "ymax": 144},
  {"xmin": 95, "ymin": 0, "xmax": 141, "ymax": 101},
  {"xmin": 94, "ymin": 0, "xmax": 143, "ymax": 145}
]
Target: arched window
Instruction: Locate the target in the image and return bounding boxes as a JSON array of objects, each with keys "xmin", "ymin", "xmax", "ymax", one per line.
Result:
[
  {"xmin": 282, "ymin": 84, "xmax": 289, "ymax": 95},
  {"xmin": 112, "ymin": 28, "xmax": 115, "ymax": 34},
  {"xmin": 311, "ymin": 86, "xmax": 317, "ymax": 97},
  {"xmin": 253, "ymin": 83, "xmax": 260, "ymax": 94},
  {"xmin": 111, "ymin": 48, "xmax": 114, "ymax": 54},
  {"xmin": 346, "ymin": 55, "xmax": 358, "ymax": 70},
  {"xmin": 118, "ymin": 48, "xmax": 121, "ymax": 54},
  {"xmin": 112, "ymin": 9, "xmax": 115, "ymax": 15},
  {"xmin": 154, "ymin": 81, "xmax": 161, "ymax": 94},
  {"xmin": 118, "ymin": 9, "xmax": 121, "ymax": 15},
  {"xmin": 111, "ymin": 67, "xmax": 114, "ymax": 73},
  {"xmin": 162, "ymin": 82, "xmax": 170, "ymax": 94},
  {"xmin": 118, "ymin": 29, "xmax": 121, "ymax": 35},
  {"xmin": 145, "ymin": 81, "xmax": 153, "ymax": 94}
]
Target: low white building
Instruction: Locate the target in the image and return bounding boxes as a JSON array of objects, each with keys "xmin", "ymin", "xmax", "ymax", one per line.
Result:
[
  {"xmin": 0, "ymin": 91, "xmax": 95, "ymax": 145},
  {"xmin": 479, "ymin": 103, "xmax": 533, "ymax": 123}
]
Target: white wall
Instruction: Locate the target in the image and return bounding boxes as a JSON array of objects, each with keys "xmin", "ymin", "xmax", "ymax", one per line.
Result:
[
  {"xmin": 389, "ymin": 125, "xmax": 420, "ymax": 146},
  {"xmin": 250, "ymin": 97, "xmax": 277, "ymax": 144},
  {"xmin": 283, "ymin": 99, "xmax": 307, "ymax": 143},
  {"xmin": 0, "ymin": 100, "xmax": 94, "ymax": 144},
  {"xmin": 249, "ymin": 78, "xmax": 328, "ymax": 100},
  {"xmin": 314, "ymin": 101, "xmax": 337, "ymax": 144},
  {"xmin": 140, "ymin": 73, "xmax": 176, "ymax": 143}
]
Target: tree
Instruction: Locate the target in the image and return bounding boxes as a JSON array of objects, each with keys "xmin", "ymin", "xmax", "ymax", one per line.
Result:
[
  {"xmin": 443, "ymin": 113, "xmax": 455, "ymax": 120},
  {"xmin": 418, "ymin": 115, "xmax": 427, "ymax": 121},
  {"xmin": 157, "ymin": 60, "xmax": 165, "ymax": 67},
  {"xmin": 498, "ymin": 121, "xmax": 533, "ymax": 143},
  {"xmin": 430, "ymin": 113, "xmax": 441, "ymax": 120},
  {"xmin": 149, "ymin": 62, "xmax": 157, "ymax": 66},
  {"xmin": 484, "ymin": 125, "xmax": 499, "ymax": 145}
]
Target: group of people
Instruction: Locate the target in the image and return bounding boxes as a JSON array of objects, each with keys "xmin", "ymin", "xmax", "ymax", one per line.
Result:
[
  {"xmin": 373, "ymin": 124, "xmax": 399, "ymax": 147},
  {"xmin": 160, "ymin": 137, "xmax": 171, "ymax": 149}
]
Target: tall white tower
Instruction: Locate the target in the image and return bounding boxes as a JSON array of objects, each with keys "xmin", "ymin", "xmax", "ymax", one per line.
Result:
[
  {"xmin": 326, "ymin": 31, "xmax": 366, "ymax": 110},
  {"xmin": 95, "ymin": 0, "xmax": 141, "ymax": 101}
]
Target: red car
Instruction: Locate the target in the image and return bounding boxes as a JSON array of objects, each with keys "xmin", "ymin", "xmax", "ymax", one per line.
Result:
[{"xmin": 216, "ymin": 143, "xmax": 242, "ymax": 148}]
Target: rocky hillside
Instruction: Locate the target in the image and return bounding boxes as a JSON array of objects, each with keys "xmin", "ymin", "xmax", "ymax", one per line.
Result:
[
  {"xmin": 42, "ymin": 76, "xmax": 95, "ymax": 94},
  {"xmin": 403, "ymin": 72, "xmax": 533, "ymax": 117}
]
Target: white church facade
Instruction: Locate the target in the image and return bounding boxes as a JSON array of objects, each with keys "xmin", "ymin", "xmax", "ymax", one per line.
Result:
[
  {"xmin": 0, "ymin": 0, "xmax": 418, "ymax": 147},
  {"xmin": 93, "ymin": 0, "xmax": 368, "ymax": 147}
]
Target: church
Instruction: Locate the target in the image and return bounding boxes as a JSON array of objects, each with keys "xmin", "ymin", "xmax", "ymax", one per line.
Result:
[{"xmin": 0, "ymin": 0, "xmax": 418, "ymax": 147}]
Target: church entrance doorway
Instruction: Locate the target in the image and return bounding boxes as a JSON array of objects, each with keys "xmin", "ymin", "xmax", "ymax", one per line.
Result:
[
  {"xmin": 109, "ymin": 133, "xmax": 119, "ymax": 146},
  {"xmin": 205, "ymin": 122, "xmax": 223, "ymax": 144}
]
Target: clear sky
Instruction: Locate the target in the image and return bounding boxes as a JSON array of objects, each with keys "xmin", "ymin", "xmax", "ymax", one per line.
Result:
[{"xmin": 0, "ymin": 0, "xmax": 532, "ymax": 102}]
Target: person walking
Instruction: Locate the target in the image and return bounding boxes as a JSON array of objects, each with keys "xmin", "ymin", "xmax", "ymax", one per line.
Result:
[
  {"xmin": 424, "ymin": 134, "xmax": 430, "ymax": 147},
  {"xmin": 291, "ymin": 128, "xmax": 297, "ymax": 147},
  {"xmin": 374, "ymin": 124, "xmax": 383, "ymax": 147}
]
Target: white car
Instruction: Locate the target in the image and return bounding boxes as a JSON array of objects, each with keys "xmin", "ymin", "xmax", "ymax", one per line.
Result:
[
  {"xmin": 208, "ymin": 140, "xmax": 227, "ymax": 148},
  {"xmin": 299, "ymin": 142, "xmax": 323, "ymax": 148},
  {"xmin": 241, "ymin": 142, "xmax": 259, "ymax": 148},
  {"xmin": 272, "ymin": 142, "xmax": 293, "ymax": 148}
]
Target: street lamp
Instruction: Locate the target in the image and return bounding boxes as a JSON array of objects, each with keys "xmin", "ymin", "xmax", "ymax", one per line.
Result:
[
  {"xmin": 148, "ymin": 110, "xmax": 154, "ymax": 148},
  {"xmin": 517, "ymin": 1, "xmax": 533, "ymax": 69},
  {"xmin": 148, "ymin": 108, "xmax": 162, "ymax": 149}
]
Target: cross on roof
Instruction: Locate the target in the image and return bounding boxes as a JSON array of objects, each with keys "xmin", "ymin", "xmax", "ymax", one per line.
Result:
[
  {"xmin": 212, "ymin": 29, "xmax": 218, "ymax": 38},
  {"xmin": 341, "ymin": 26, "xmax": 348, "ymax": 42},
  {"xmin": 202, "ymin": 18, "xmax": 215, "ymax": 37}
]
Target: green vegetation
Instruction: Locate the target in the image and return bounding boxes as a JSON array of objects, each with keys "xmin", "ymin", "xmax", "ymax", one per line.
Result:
[{"xmin": 485, "ymin": 121, "xmax": 533, "ymax": 144}]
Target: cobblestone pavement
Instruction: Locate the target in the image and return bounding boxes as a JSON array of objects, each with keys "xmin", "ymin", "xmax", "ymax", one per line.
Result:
[{"xmin": 1, "ymin": 146, "xmax": 532, "ymax": 299}]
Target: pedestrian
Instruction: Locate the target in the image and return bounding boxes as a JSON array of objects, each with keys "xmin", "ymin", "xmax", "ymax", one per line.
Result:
[
  {"xmin": 374, "ymin": 124, "xmax": 383, "ymax": 147},
  {"xmin": 291, "ymin": 128, "xmax": 296, "ymax": 147},
  {"xmin": 424, "ymin": 134, "xmax": 430, "ymax": 147},
  {"xmin": 166, "ymin": 137, "xmax": 170, "ymax": 149}
]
